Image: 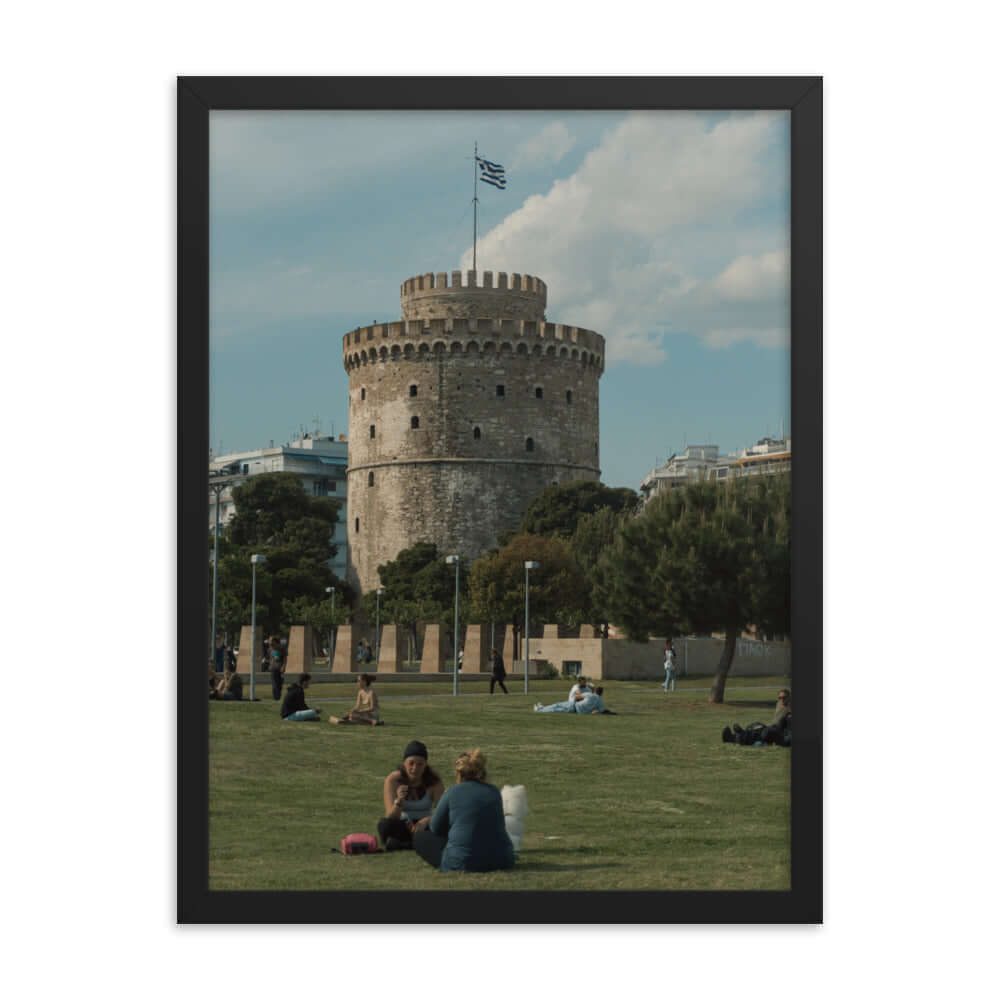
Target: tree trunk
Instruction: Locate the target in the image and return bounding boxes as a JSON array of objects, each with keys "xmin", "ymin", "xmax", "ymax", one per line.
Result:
[{"xmin": 709, "ymin": 624, "xmax": 740, "ymax": 703}]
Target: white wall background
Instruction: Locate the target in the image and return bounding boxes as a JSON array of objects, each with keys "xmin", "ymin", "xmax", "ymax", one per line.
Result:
[{"xmin": 4, "ymin": 2, "xmax": 996, "ymax": 998}]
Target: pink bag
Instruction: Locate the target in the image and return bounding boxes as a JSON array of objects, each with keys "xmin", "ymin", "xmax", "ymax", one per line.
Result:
[{"xmin": 340, "ymin": 833, "xmax": 380, "ymax": 855}]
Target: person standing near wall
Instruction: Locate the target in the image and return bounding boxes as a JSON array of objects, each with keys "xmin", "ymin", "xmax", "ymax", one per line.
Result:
[
  {"xmin": 489, "ymin": 648, "xmax": 509, "ymax": 694},
  {"xmin": 663, "ymin": 638, "xmax": 676, "ymax": 692},
  {"xmin": 269, "ymin": 634, "xmax": 285, "ymax": 701}
]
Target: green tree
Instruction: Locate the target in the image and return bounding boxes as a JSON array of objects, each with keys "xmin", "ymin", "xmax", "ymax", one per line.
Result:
[
  {"xmin": 360, "ymin": 542, "xmax": 468, "ymax": 661},
  {"xmin": 568, "ymin": 504, "xmax": 632, "ymax": 630},
  {"xmin": 467, "ymin": 534, "xmax": 590, "ymax": 661},
  {"xmin": 516, "ymin": 480, "xmax": 639, "ymax": 540},
  {"xmin": 211, "ymin": 472, "xmax": 352, "ymax": 639},
  {"xmin": 597, "ymin": 474, "xmax": 790, "ymax": 703}
]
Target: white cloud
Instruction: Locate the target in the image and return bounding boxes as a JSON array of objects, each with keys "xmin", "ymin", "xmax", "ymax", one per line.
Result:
[
  {"xmin": 704, "ymin": 328, "xmax": 788, "ymax": 351},
  {"xmin": 511, "ymin": 122, "xmax": 576, "ymax": 170},
  {"xmin": 710, "ymin": 250, "xmax": 788, "ymax": 302},
  {"xmin": 462, "ymin": 111, "xmax": 789, "ymax": 363}
]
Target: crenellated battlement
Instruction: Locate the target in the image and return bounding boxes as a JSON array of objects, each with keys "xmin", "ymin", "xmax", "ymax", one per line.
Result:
[
  {"xmin": 400, "ymin": 269, "xmax": 547, "ymax": 322},
  {"xmin": 342, "ymin": 316, "xmax": 605, "ymax": 372}
]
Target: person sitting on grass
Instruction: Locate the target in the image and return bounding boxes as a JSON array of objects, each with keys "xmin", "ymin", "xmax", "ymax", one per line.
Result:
[
  {"xmin": 568, "ymin": 675, "xmax": 592, "ymax": 701},
  {"xmin": 412, "ymin": 748, "xmax": 515, "ymax": 873},
  {"xmin": 376, "ymin": 741, "xmax": 446, "ymax": 851},
  {"xmin": 280, "ymin": 673, "xmax": 320, "ymax": 721},
  {"xmin": 722, "ymin": 689, "xmax": 792, "ymax": 746},
  {"xmin": 214, "ymin": 665, "xmax": 243, "ymax": 701},
  {"xmin": 533, "ymin": 685, "xmax": 613, "ymax": 714},
  {"xmin": 329, "ymin": 673, "xmax": 382, "ymax": 726}
]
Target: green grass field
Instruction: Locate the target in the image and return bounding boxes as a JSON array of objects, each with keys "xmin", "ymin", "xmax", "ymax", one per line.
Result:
[{"xmin": 209, "ymin": 676, "xmax": 791, "ymax": 891}]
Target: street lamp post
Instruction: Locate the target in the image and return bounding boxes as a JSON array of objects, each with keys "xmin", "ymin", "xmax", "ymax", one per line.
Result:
[
  {"xmin": 375, "ymin": 587, "xmax": 385, "ymax": 667},
  {"xmin": 325, "ymin": 586, "xmax": 337, "ymax": 671},
  {"xmin": 523, "ymin": 560, "xmax": 540, "ymax": 694},
  {"xmin": 250, "ymin": 554, "xmax": 266, "ymax": 701},
  {"xmin": 445, "ymin": 555, "xmax": 460, "ymax": 697},
  {"xmin": 209, "ymin": 481, "xmax": 226, "ymax": 664}
]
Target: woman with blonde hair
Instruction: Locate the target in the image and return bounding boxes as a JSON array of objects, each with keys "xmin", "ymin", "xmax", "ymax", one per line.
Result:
[{"xmin": 413, "ymin": 748, "xmax": 515, "ymax": 873}]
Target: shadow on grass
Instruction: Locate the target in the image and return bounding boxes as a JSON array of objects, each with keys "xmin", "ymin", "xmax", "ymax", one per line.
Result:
[
  {"xmin": 724, "ymin": 699, "xmax": 778, "ymax": 709},
  {"xmin": 516, "ymin": 860, "xmax": 620, "ymax": 872}
]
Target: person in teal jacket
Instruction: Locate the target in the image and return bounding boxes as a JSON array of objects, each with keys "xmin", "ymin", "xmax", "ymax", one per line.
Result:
[{"xmin": 413, "ymin": 748, "xmax": 515, "ymax": 873}]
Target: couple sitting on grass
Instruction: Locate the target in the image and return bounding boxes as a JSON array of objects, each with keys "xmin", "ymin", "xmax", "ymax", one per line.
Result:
[
  {"xmin": 280, "ymin": 673, "xmax": 383, "ymax": 724},
  {"xmin": 376, "ymin": 741, "xmax": 515, "ymax": 874},
  {"xmin": 533, "ymin": 676, "xmax": 615, "ymax": 714},
  {"xmin": 722, "ymin": 689, "xmax": 792, "ymax": 747},
  {"xmin": 209, "ymin": 665, "xmax": 243, "ymax": 701}
]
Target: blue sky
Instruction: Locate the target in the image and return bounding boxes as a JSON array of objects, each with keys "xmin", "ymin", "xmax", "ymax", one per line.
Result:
[{"xmin": 210, "ymin": 110, "xmax": 790, "ymax": 488}]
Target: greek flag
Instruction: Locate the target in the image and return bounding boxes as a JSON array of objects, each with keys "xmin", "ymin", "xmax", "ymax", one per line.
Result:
[{"xmin": 476, "ymin": 156, "xmax": 506, "ymax": 190}]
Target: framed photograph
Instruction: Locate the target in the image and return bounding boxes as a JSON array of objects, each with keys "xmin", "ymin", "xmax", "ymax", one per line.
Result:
[{"xmin": 179, "ymin": 77, "xmax": 821, "ymax": 923}]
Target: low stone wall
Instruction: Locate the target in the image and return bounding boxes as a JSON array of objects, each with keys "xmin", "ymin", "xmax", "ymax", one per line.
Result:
[{"xmin": 676, "ymin": 637, "xmax": 791, "ymax": 677}]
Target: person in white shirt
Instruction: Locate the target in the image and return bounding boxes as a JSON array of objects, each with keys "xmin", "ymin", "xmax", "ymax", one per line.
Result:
[
  {"xmin": 663, "ymin": 639, "xmax": 676, "ymax": 692},
  {"xmin": 568, "ymin": 676, "xmax": 592, "ymax": 701}
]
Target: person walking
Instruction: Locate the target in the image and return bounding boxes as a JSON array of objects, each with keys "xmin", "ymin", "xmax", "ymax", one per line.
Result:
[
  {"xmin": 663, "ymin": 638, "xmax": 676, "ymax": 693},
  {"xmin": 489, "ymin": 647, "xmax": 508, "ymax": 694}
]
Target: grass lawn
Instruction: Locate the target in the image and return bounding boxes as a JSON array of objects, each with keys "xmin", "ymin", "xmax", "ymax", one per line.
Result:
[{"xmin": 209, "ymin": 676, "xmax": 791, "ymax": 891}]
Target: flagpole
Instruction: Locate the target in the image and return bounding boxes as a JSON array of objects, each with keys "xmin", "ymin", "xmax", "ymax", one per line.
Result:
[{"xmin": 473, "ymin": 141, "xmax": 478, "ymax": 273}]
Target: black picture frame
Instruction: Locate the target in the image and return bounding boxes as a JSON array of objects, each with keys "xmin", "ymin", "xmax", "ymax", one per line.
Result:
[{"xmin": 178, "ymin": 76, "xmax": 822, "ymax": 924}]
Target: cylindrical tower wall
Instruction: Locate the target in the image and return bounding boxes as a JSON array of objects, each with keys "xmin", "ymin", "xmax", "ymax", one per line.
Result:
[
  {"xmin": 343, "ymin": 308, "xmax": 604, "ymax": 597},
  {"xmin": 400, "ymin": 270, "xmax": 547, "ymax": 322}
]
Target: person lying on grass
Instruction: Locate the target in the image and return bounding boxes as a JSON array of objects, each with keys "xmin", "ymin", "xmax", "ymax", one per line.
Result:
[
  {"xmin": 412, "ymin": 748, "xmax": 515, "ymax": 873},
  {"xmin": 329, "ymin": 673, "xmax": 382, "ymax": 726},
  {"xmin": 280, "ymin": 673, "xmax": 320, "ymax": 721},
  {"xmin": 533, "ymin": 685, "xmax": 614, "ymax": 714},
  {"xmin": 377, "ymin": 740, "xmax": 446, "ymax": 851},
  {"xmin": 722, "ymin": 689, "xmax": 791, "ymax": 745}
]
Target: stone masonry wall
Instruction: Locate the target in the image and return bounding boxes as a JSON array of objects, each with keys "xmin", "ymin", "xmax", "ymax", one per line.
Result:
[{"xmin": 344, "ymin": 272, "xmax": 604, "ymax": 596}]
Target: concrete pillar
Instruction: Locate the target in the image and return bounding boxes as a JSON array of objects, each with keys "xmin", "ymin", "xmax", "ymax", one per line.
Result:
[
  {"xmin": 236, "ymin": 626, "xmax": 262, "ymax": 674},
  {"xmin": 500, "ymin": 625, "xmax": 516, "ymax": 673},
  {"xmin": 286, "ymin": 625, "xmax": 314, "ymax": 675},
  {"xmin": 543, "ymin": 623, "xmax": 559, "ymax": 639},
  {"xmin": 579, "ymin": 624, "xmax": 598, "ymax": 638},
  {"xmin": 420, "ymin": 623, "xmax": 449, "ymax": 673},
  {"xmin": 462, "ymin": 624, "xmax": 490, "ymax": 673},
  {"xmin": 377, "ymin": 624, "xmax": 405, "ymax": 672},
  {"xmin": 333, "ymin": 622, "xmax": 364, "ymax": 673}
]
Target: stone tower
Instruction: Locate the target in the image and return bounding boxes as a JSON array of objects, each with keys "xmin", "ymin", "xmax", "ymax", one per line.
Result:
[{"xmin": 342, "ymin": 269, "xmax": 605, "ymax": 597}]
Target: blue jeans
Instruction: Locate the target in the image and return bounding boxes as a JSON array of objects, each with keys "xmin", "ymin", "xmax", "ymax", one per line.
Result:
[
  {"xmin": 663, "ymin": 668, "xmax": 675, "ymax": 691},
  {"xmin": 284, "ymin": 709, "xmax": 320, "ymax": 721},
  {"xmin": 537, "ymin": 700, "xmax": 576, "ymax": 712}
]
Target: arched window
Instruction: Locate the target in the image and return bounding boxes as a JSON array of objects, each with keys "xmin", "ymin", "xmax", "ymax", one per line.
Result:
[
  {"xmin": 411, "ymin": 416, "xmax": 420, "ymax": 429},
  {"xmin": 369, "ymin": 424, "xmax": 375, "ymax": 439},
  {"xmin": 566, "ymin": 390, "xmax": 573, "ymax": 404},
  {"xmin": 354, "ymin": 518, "xmax": 360, "ymax": 533},
  {"xmin": 361, "ymin": 387, "xmax": 366, "ymax": 400},
  {"xmin": 367, "ymin": 471, "xmax": 374, "ymax": 487},
  {"xmin": 535, "ymin": 386, "xmax": 543, "ymax": 399},
  {"xmin": 409, "ymin": 384, "xmax": 417, "ymax": 397},
  {"xmin": 526, "ymin": 437, "xmax": 534, "ymax": 452},
  {"xmin": 473, "ymin": 426, "xmax": 481, "ymax": 440},
  {"xmin": 496, "ymin": 384, "xmax": 505, "ymax": 398}
]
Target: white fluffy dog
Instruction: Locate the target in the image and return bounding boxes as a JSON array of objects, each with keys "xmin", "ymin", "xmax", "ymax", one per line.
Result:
[{"xmin": 501, "ymin": 784, "xmax": 529, "ymax": 853}]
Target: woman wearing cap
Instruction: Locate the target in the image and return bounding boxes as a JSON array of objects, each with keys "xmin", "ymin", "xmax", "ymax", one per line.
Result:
[
  {"xmin": 377, "ymin": 741, "xmax": 446, "ymax": 851},
  {"xmin": 412, "ymin": 748, "xmax": 515, "ymax": 873}
]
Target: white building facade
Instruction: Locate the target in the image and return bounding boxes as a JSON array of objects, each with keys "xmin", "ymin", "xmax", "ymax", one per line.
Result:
[
  {"xmin": 209, "ymin": 434, "xmax": 349, "ymax": 580},
  {"xmin": 639, "ymin": 435, "xmax": 791, "ymax": 503}
]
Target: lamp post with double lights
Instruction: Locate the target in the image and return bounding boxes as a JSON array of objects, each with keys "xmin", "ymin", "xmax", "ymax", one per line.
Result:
[
  {"xmin": 325, "ymin": 585, "xmax": 337, "ymax": 670},
  {"xmin": 445, "ymin": 555, "xmax": 460, "ymax": 697},
  {"xmin": 250, "ymin": 554, "xmax": 267, "ymax": 701},
  {"xmin": 375, "ymin": 587, "xmax": 385, "ymax": 666},
  {"xmin": 523, "ymin": 560, "xmax": 540, "ymax": 694}
]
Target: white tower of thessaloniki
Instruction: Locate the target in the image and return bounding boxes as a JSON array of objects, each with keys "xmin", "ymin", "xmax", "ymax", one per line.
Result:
[{"xmin": 342, "ymin": 269, "xmax": 605, "ymax": 597}]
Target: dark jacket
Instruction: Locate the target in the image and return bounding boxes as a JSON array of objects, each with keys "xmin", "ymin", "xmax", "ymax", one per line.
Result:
[
  {"xmin": 491, "ymin": 653, "xmax": 506, "ymax": 679},
  {"xmin": 280, "ymin": 683, "xmax": 309, "ymax": 718}
]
